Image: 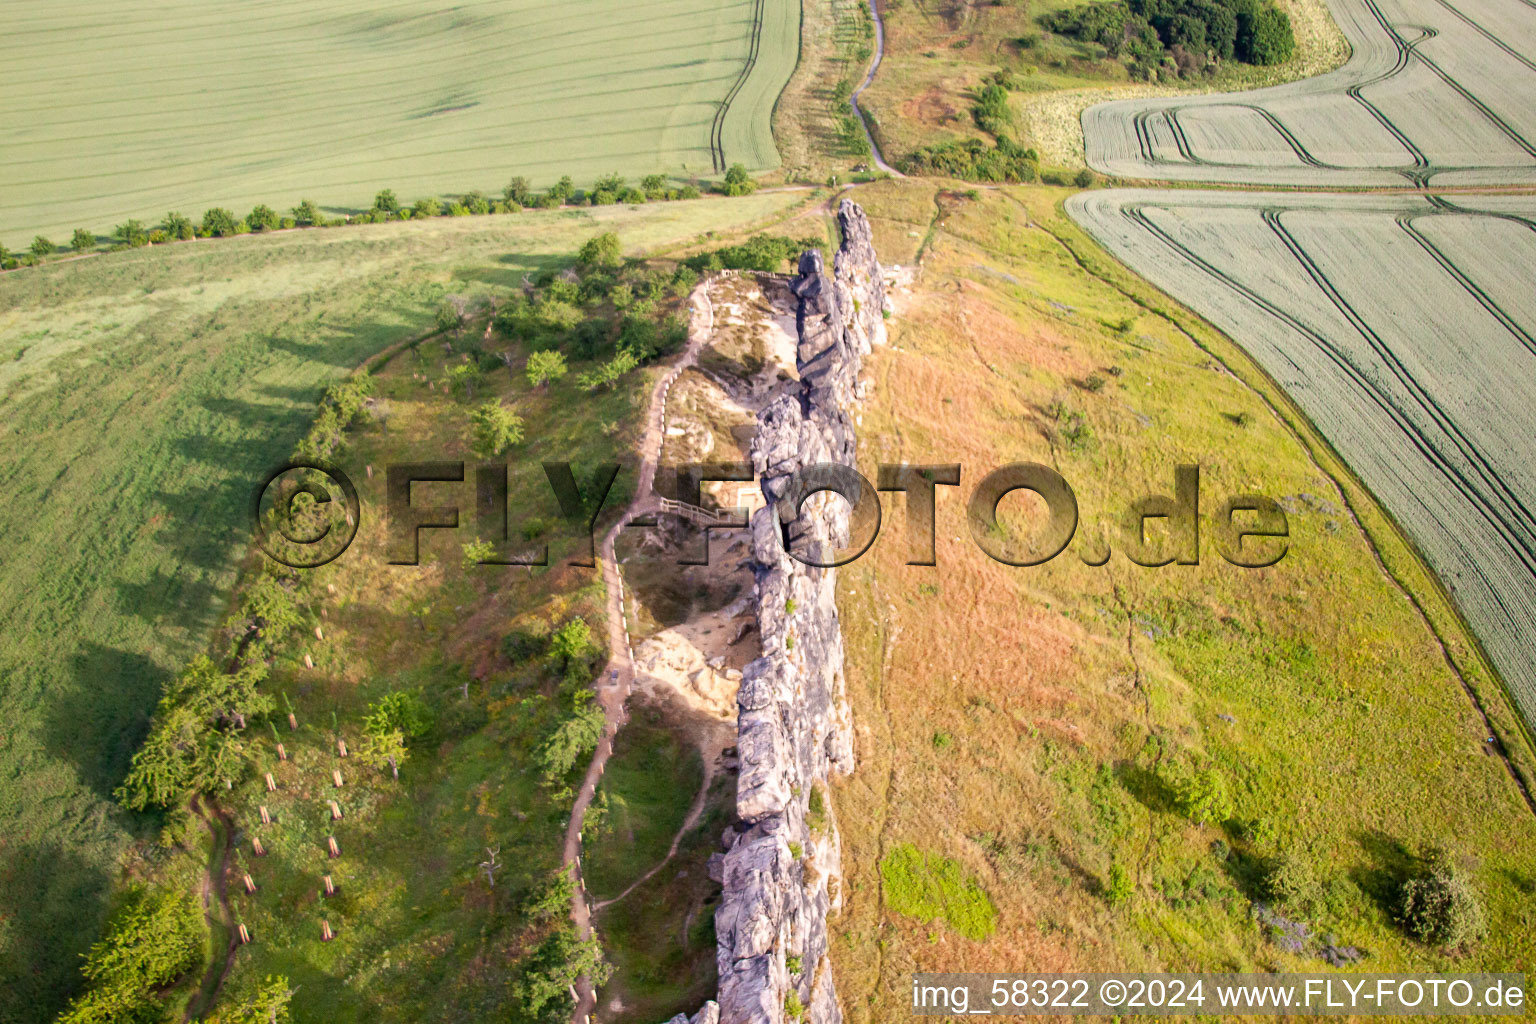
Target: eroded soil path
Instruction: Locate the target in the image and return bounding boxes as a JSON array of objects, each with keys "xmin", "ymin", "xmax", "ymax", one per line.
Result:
[{"xmin": 565, "ymin": 285, "xmax": 716, "ymax": 1023}]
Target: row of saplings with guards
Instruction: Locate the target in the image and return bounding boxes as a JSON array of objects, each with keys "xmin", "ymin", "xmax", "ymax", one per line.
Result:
[
  {"xmin": 55, "ymin": 379, "xmax": 432, "ymax": 1024},
  {"xmin": 0, "ymin": 165, "xmax": 760, "ymax": 269},
  {"xmin": 1102, "ymin": 749, "xmax": 1490, "ymax": 961}
]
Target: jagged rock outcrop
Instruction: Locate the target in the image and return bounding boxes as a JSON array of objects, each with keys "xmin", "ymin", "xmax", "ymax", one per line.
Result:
[{"xmin": 698, "ymin": 200, "xmax": 885, "ymax": 1024}]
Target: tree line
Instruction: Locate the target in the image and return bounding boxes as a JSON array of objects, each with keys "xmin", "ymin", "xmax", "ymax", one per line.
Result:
[{"xmin": 0, "ymin": 167, "xmax": 759, "ymax": 270}]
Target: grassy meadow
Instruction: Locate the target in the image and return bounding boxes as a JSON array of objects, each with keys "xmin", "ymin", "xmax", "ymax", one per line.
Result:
[
  {"xmin": 0, "ymin": 0, "xmax": 801, "ymax": 245},
  {"xmin": 0, "ymin": 192, "xmax": 807, "ymax": 1024},
  {"xmin": 827, "ymin": 179, "xmax": 1536, "ymax": 1019}
]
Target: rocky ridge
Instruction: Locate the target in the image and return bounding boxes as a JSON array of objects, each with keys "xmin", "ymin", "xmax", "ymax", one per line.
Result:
[{"xmin": 667, "ymin": 199, "xmax": 885, "ymax": 1024}]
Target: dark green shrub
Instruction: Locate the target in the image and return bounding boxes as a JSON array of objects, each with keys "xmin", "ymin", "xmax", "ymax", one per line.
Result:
[{"xmin": 1397, "ymin": 854, "xmax": 1487, "ymax": 949}]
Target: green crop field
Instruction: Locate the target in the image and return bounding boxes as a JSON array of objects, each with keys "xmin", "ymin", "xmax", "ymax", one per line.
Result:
[
  {"xmin": 0, "ymin": 191, "xmax": 807, "ymax": 1024},
  {"xmin": 0, "ymin": 0, "xmax": 802, "ymax": 246}
]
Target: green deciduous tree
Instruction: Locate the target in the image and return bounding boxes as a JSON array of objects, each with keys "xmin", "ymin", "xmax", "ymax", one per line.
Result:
[
  {"xmin": 503, "ymin": 176, "xmax": 532, "ymax": 206},
  {"xmin": 72, "ymin": 228, "xmax": 95, "ymax": 252},
  {"xmin": 290, "ymin": 199, "xmax": 320, "ymax": 226},
  {"xmin": 443, "ymin": 360, "xmax": 485, "ymax": 400},
  {"xmin": 162, "ymin": 211, "xmax": 194, "ymax": 240},
  {"xmin": 719, "ymin": 163, "xmax": 757, "ymax": 196},
  {"xmin": 1246, "ymin": 5, "xmax": 1295, "ymax": 63},
  {"xmin": 373, "ymin": 188, "xmax": 400, "ymax": 214},
  {"xmin": 576, "ymin": 231, "xmax": 623, "ymax": 271},
  {"xmin": 525, "ymin": 349, "xmax": 568, "ymax": 388},
  {"xmin": 469, "ymin": 400, "xmax": 526, "ymax": 458},
  {"xmin": 116, "ymin": 219, "xmax": 150, "ymax": 247},
  {"xmin": 247, "ymin": 205, "xmax": 278, "ymax": 232},
  {"xmin": 31, "ymin": 235, "xmax": 55, "ymax": 257},
  {"xmin": 1167, "ymin": 761, "xmax": 1233, "ymax": 826},
  {"xmin": 199, "ymin": 208, "xmax": 242, "ymax": 238},
  {"xmin": 576, "ymin": 348, "xmax": 638, "ymax": 391}
]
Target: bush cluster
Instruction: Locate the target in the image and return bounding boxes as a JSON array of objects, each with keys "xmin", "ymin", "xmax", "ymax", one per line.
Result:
[{"xmin": 904, "ymin": 74, "xmax": 1041, "ymax": 182}]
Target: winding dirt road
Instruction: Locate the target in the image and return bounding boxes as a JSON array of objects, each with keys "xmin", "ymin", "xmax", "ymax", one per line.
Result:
[
  {"xmin": 851, "ymin": 0, "xmax": 902, "ymax": 177},
  {"xmin": 565, "ymin": 284, "xmax": 716, "ymax": 1023}
]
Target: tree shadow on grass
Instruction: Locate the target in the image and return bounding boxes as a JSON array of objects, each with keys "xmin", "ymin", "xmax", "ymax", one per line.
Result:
[
  {"xmin": 1117, "ymin": 760, "xmax": 1180, "ymax": 816},
  {"xmin": 0, "ymin": 840, "xmax": 114, "ymax": 1024},
  {"xmin": 41, "ymin": 641, "xmax": 169, "ymax": 805},
  {"xmin": 1349, "ymin": 829, "xmax": 1417, "ymax": 916}
]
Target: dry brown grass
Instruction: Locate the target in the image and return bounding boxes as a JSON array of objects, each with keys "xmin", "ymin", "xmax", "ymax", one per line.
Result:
[{"xmin": 826, "ymin": 179, "xmax": 1536, "ymax": 1021}]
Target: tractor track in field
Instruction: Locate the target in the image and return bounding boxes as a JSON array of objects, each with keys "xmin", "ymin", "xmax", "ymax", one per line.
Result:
[
  {"xmin": 1105, "ymin": 201, "xmax": 1536, "ymax": 815},
  {"xmin": 1123, "ymin": 201, "xmax": 1536, "ymax": 583},
  {"xmin": 710, "ymin": 0, "xmax": 767, "ymax": 171},
  {"xmin": 1041, "ymin": 196, "xmax": 1536, "ymax": 817}
]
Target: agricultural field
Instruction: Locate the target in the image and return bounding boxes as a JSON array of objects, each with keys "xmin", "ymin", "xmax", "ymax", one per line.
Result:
[
  {"xmin": 0, "ymin": 0, "xmax": 800, "ymax": 245},
  {"xmin": 1069, "ymin": 189, "xmax": 1536, "ymax": 738},
  {"xmin": 828, "ymin": 179, "xmax": 1536, "ymax": 1020},
  {"xmin": 1082, "ymin": 0, "xmax": 1536, "ymax": 183},
  {"xmin": 0, "ymin": 191, "xmax": 808, "ymax": 1024}
]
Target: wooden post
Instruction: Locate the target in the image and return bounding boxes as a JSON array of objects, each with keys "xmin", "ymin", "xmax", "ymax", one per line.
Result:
[
  {"xmin": 243, "ymin": 873, "xmax": 256, "ymax": 894},
  {"xmin": 337, "ymin": 738, "xmax": 348, "ymax": 758},
  {"xmin": 259, "ymin": 805, "xmax": 271, "ymax": 826},
  {"xmin": 332, "ymin": 769, "xmax": 344, "ymax": 788},
  {"xmin": 328, "ymin": 836, "xmax": 340, "ymax": 858},
  {"xmin": 314, "ymin": 625, "xmax": 324, "ymax": 641},
  {"xmin": 265, "ymin": 773, "xmax": 276, "ymax": 792},
  {"xmin": 366, "ymin": 465, "xmax": 373, "ymax": 479},
  {"xmin": 238, "ymin": 923, "xmax": 251, "ymax": 944},
  {"xmin": 276, "ymin": 743, "xmax": 287, "ymax": 761},
  {"xmin": 304, "ymin": 653, "xmax": 314, "ymax": 670},
  {"xmin": 321, "ymin": 919, "xmax": 334, "ymax": 942},
  {"xmin": 329, "ymin": 800, "xmax": 342, "ymax": 821},
  {"xmin": 323, "ymin": 875, "xmax": 336, "ymax": 897},
  {"xmin": 234, "ymin": 712, "xmax": 246, "ymax": 729},
  {"xmin": 252, "ymin": 836, "xmax": 266, "ymax": 856},
  {"xmin": 288, "ymin": 712, "xmax": 298, "ymax": 730}
]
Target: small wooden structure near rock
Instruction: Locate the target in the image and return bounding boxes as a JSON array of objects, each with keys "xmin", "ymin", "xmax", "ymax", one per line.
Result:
[
  {"xmin": 327, "ymin": 835, "xmax": 340, "ymax": 858},
  {"xmin": 238, "ymin": 923, "xmax": 251, "ymax": 945},
  {"xmin": 242, "ymin": 873, "xmax": 256, "ymax": 894}
]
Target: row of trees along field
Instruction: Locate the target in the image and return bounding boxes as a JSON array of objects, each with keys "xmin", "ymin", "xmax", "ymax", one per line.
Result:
[
  {"xmin": 0, "ymin": 167, "xmax": 760, "ymax": 269},
  {"xmin": 1046, "ymin": 0, "xmax": 1297, "ymax": 78}
]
